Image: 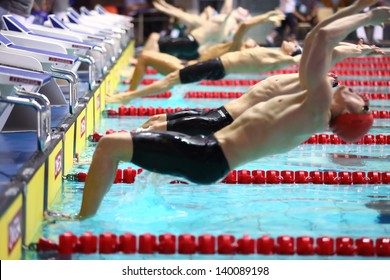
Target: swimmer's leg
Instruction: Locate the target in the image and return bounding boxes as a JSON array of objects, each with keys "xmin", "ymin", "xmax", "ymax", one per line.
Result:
[
  {"xmin": 166, "ymin": 107, "xmax": 233, "ymax": 135},
  {"xmin": 141, "ymin": 113, "xmax": 168, "ymax": 129},
  {"xmin": 129, "ymin": 51, "xmax": 183, "ymax": 90},
  {"xmin": 78, "ymin": 132, "xmax": 134, "ymax": 219},
  {"xmin": 143, "ymin": 32, "xmax": 160, "ymax": 51},
  {"xmin": 122, "ymin": 57, "xmax": 225, "ymax": 102},
  {"xmin": 141, "ymin": 121, "xmax": 168, "ymax": 132},
  {"xmin": 140, "ymin": 109, "xmax": 209, "ymax": 130},
  {"xmin": 118, "ymin": 70, "xmax": 182, "ymax": 102}
]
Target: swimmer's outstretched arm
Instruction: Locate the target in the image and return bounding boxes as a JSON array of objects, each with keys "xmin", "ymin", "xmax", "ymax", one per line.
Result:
[
  {"xmin": 229, "ymin": 10, "xmax": 285, "ymax": 51},
  {"xmin": 127, "ymin": 50, "xmax": 183, "ymax": 90},
  {"xmin": 153, "ymin": 0, "xmax": 204, "ymax": 28},
  {"xmin": 220, "ymin": 0, "xmax": 233, "ymax": 15},
  {"xmin": 332, "ymin": 41, "xmax": 385, "ymax": 64},
  {"xmin": 303, "ymin": 4, "xmax": 390, "ymax": 107},
  {"xmin": 300, "ymin": 0, "xmax": 383, "ymax": 88}
]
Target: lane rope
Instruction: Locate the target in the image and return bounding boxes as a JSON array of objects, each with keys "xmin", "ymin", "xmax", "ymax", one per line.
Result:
[
  {"xmin": 33, "ymin": 232, "xmax": 390, "ymax": 256},
  {"xmin": 64, "ymin": 168, "xmax": 390, "ymax": 185}
]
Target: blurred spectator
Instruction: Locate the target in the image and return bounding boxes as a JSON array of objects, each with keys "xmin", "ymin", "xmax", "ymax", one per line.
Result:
[
  {"xmin": 0, "ymin": 0, "xmax": 34, "ymax": 29},
  {"xmin": 0, "ymin": 0, "xmax": 69, "ymax": 29},
  {"xmin": 71, "ymin": 0, "xmax": 92, "ymax": 10},
  {"xmin": 266, "ymin": 0, "xmax": 298, "ymax": 46},
  {"xmin": 159, "ymin": 10, "xmax": 187, "ymax": 39},
  {"xmin": 32, "ymin": 0, "xmax": 69, "ymax": 24},
  {"xmin": 356, "ymin": 1, "xmax": 385, "ymax": 45},
  {"xmin": 294, "ymin": 0, "xmax": 318, "ymax": 26},
  {"xmin": 128, "ymin": 0, "xmax": 171, "ymax": 45},
  {"xmin": 125, "ymin": 0, "xmax": 150, "ymax": 15}
]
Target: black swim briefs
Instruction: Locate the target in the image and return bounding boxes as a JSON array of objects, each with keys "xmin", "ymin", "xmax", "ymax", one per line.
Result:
[
  {"xmin": 131, "ymin": 131, "xmax": 230, "ymax": 184},
  {"xmin": 179, "ymin": 57, "xmax": 226, "ymax": 84},
  {"xmin": 166, "ymin": 106, "xmax": 233, "ymax": 136},
  {"xmin": 158, "ymin": 34, "xmax": 200, "ymax": 60}
]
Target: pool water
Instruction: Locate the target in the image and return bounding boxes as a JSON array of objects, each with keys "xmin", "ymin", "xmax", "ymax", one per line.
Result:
[{"xmin": 26, "ymin": 62, "xmax": 390, "ymax": 260}]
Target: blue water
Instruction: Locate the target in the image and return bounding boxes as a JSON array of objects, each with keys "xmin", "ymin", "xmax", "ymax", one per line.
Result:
[{"xmin": 27, "ymin": 64, "xmax": 390, "ymax": 260}]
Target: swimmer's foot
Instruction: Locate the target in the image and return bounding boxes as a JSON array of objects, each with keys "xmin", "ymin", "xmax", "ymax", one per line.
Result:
[
  {"xmin": 105, "ymin": 91, "xmax": 132, "ymax": 104},
  {"xmin": 44, "ymin": 210, "xmax": 78, "ymax": 222}
]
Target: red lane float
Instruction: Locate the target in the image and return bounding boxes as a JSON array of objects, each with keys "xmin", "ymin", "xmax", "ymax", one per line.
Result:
[
  {"xmin": 36, "ymin": 231, "xmax": 390, "ymax": 257},
  {"xmin": 64, "ymin": 169, "xmax": 390, "ymax": 185},
  {"xmin": 64, "ymin": 167, "xmax": 142, "ymax": 183},
  {"xmin": 222, "ymin": 170, "xmax": 390, "ymax": 185},
  {"xmin": 184, "ymin": 91, "xmax": 243, "ymax": 99},
  {"xmin": 102, "ymin": 106, "xmax": 212, "ymax": 117}
]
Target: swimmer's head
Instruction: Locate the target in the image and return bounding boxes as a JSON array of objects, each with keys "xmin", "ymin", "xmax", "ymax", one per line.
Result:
[
  {"xmin": 202, "ymin": 5, "xmax": 218, "ymax": 19},
  {"xmin": 241, "ymin": 38, "xmax": 258, "ymax": 50},
  {"xmin": 280, "ymin": 40, "xmax": 302, "ymax": 56},
  {"xmin": 329, "ymin": 86, "xmax": 373, "ymax": 142},
  {"xmin": 328, "ymin": 72, "xmax": 339, "ymax": 88}
]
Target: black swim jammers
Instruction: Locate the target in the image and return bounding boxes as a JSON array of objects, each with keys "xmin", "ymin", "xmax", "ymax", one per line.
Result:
[
  {"xmin": 166, "ymin": 108, "xmax": 209, "ymax": 121},
  {"xmin": 179, "ymin": 57, "xmax": 226, "ymax": 84},
  {"xmin": 131, "ymin": 131, "xmax": 230, "ymax": 185},
  {"xmin": 166, "ymin": 106, "xmax": 233, "ymax": 136},
  {"xmin": 158, "ymin": 34, "xmax": 200, "ymax": 60}
]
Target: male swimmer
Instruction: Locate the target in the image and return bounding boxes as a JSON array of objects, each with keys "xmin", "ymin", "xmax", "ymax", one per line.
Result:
[
  {"xmin": 108, "ymin": 40, "xmax": 301, "ymax": 103},
  {"xmin": 139, "ymin": 41, "xmax": 382, "ymax": 136},
  {"xmin": 47, "ymin": 0, "xmax": 386, "ymax": 220},
  {"xmin": 119, "ymin": 9, "xmax": 286, "ymax": 91}
]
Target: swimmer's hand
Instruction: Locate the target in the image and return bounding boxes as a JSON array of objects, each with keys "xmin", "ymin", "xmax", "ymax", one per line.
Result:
[
  {"xmin": 266, "ymin": 10, "xmax": 285, "ymax": 27},
  {"xmin": 44, "ymin": 210, "xmax": 79, "ymax": 222},
  {"xmin": 357, "ymin": 40, "xmax": 386, "ymax": 55}
]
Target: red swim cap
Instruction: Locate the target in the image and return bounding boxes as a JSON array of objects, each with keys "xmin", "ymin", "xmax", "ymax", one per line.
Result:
[{"xmin": 329, "ymin": 113, "xmax": 374, "ymax": 143}]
